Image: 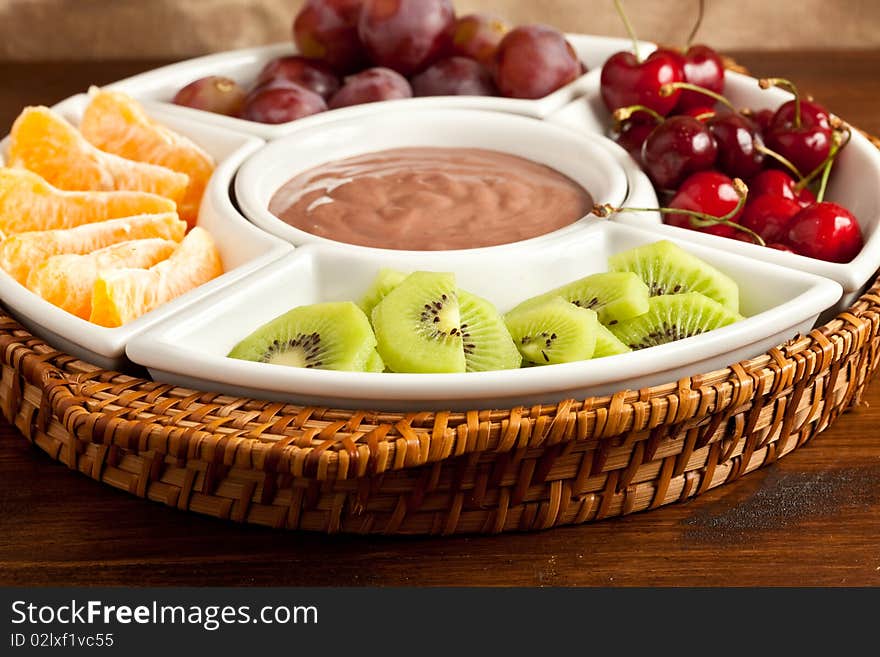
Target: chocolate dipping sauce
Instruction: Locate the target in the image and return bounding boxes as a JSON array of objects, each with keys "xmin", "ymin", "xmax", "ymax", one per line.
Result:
[{"xmin": 268, "ymin": 147, "xmax": 592, "ymax": 250}]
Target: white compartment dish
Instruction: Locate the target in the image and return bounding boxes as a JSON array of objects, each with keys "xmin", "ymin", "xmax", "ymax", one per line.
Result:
[
  {"xmin": 106, "ymin": 36, "xmax": 653, "ymax": 140},
  {"xmin": 0, "ymin": 95, "xmax": 293, "ymax": 370},
  {"xmin": 234, "ymin": 107, "xmax": 640, "ymax": 254},
  {"xmin": 560, "ymin": 64, "xmax": 880, "ymax": 311},
  {"xmin": 126, "ymin": 221, "xmax": 842, "ymax": 411}
]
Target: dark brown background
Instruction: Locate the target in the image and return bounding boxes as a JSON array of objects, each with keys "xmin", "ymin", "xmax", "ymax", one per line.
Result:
[{"xmin": 2, "ymin": 49, "xmax": 880, "ymax": 586}]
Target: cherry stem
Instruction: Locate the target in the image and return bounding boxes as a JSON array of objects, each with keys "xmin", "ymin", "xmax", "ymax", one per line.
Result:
[
  {"xmin": 686, "ymin": 0, "xmax": 706, "ymax": 47},
  {"xmin": 795, "ymin": 126, "xmax": 852, "ymax": 191},
  {"xmin": 694, "ymin": 111, "xmax": 716, "ymax": 121},
  {"xmin": 592, "ymin": 178, "xmax": 766, "ymax": 246},
  {"xmin": 755, "ymin": 144, "xmax": 803, "ymax": 179},
  {"xmin": 613, "ymin": 0, "xmax": 642, "ymax": 62},
  {"xmin": 659, "ymin": 82, "xmax": 737, "ymax": 112},
  {"xmin": 613, "ymin": 104, "xmax": 664, "ymax": 128},
  {"xmin": 758, "ymin": 78, "xmax": 801, "ymax": 127}
]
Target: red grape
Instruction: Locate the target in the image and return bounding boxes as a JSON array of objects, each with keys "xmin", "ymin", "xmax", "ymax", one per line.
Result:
[
  {"xmin": 255, "ymin": 56, "xmax": 340, "ymax": 100},
  {"xmin": 358, "ymin": 0, "xmax": 455, "ymax": 76},
  {"xmin": 493, "ymin": 25, "xmax": 581, "ymax": 99},
  {"xmin": 411, "ymin": 57, "xmax": 496, "ymax": 97},
  {"xmin": 451, "ymin": 13, "xmax": 508, "ymax": 67},
  {"xmin": 241, "ymin": 84, "xmax": 327, "ymax": 124},
  {"xmin": 293, "ymin": 0, "xmax": 368, "ymax": 74},
  {"xmin": 329, "ymin": 67, "xmax": 413, "ymax": 108},
  {"xmin": 172, "ymin": 76, "xmax": 246, "ymax": 116}
]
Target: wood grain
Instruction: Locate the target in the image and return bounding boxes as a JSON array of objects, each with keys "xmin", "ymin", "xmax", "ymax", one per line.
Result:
[{"xmin": 1, "ymin": 51, "xmax": 880, "ymax": 587}]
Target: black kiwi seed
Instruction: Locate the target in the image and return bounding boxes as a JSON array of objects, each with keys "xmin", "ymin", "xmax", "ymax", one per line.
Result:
[
  {"xmin": 261, "ymin": 331, "xmax": 326, "ymax": 367},
  {"xmin": 419, "ymin": 295, "xmax": 456, "ymax": 339},
  {"xmin": 625, "ymin": 323, "xmax": 706, "ymax": 350}
]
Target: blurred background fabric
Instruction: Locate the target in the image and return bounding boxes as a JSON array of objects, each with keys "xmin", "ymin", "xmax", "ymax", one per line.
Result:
[{"xmin": 0, "ymin": 0, "xmax": 878, "ymax": 60}]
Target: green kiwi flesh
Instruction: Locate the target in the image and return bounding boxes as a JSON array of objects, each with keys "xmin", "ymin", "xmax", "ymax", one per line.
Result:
[
  {"xmin": 509, "ymin": 271, "xmax": 650, "ymax": 325},
  {"xmin": 504, "ymin": 297, "xmax": 599, "ymax": 365},
  {"xmin": 610, "ymin": 293, "xmax": 742, "ymax": 350},
  {"xmin": 228, "ymin": 301, "xmax": 377, "ymax": 371},
  {"xmin": 593, "ymin": 323, "xmax": 632, "ymax": 358},
  {"xmin": 609, "ymin": 240, "xmax": 740, "ymax": 314},
  {"xmin": 371, "ymin": 271, "xmax": 466, "ymax": 373},
  {"xmin": 458, "ymin": 290, "xmax": 522, "ymax": 371},
  {"xmin": 359, "ymin": 268, "xmax": 407, "ymax": 318}
]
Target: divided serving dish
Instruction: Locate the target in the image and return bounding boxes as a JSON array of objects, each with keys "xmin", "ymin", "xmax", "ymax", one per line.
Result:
[{"xmin": 2, "ymin": 35, "xmax": 880, "ymax": 534}]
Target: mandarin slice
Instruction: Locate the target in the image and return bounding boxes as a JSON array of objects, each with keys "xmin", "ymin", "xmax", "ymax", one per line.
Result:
[
  {"xmin": 90, "ymin": 227, "xmax": 223, "ymax": 327},
  {"xmin": 27, "ymin": 238, "xmax": 178, "ymax": 319},
  {"xmin": 80, "ymin": 89, "xmax": 215, "ymax": 227},
  {"xmin": 0, "ymin": 212, "xmax": 185, "ymax": 284},
  {"xmin": 7, "ymin": 106, "xmax": 189, "ymax": 206},
  {"xmin": 0, "ymin": 167, "xmax": 175, "ymax": 235}
]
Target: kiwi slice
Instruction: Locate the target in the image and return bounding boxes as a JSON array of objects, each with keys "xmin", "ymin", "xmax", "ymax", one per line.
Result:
[
  {"xmin": 359, "ymin": 268, "xmax": 407, "ymax": 318},
  {"xmin": 609, "ymin": 240, "xmax": 740, "ymax": 314},
  {"xmin": 593, "ymin": 323, "xmax": 632, "ymax": 358},
  {"xmin": 504, "ymin": 297, "xmax": 599, "ymax": 366},
  {"xmin": 610, "ymin": 293, "xmax": 742, "ymax": 350},
  {"xmin": 228, "ymin": 301, "xmax": 377, "ymax": 371},
  {"xmin": 509, "ymin": 272, "xmax": 650, "ymax": 326},
  {"xmin": 371, "ymin": 271, "xmax": 466, "ymax": 373},
  {"xmin": 458, "ymin": 289, "xmax": 522, "ymax": 372},
  {"xmin": 365, "ymin": 350, "xmax": 386, "ymax": 373}
]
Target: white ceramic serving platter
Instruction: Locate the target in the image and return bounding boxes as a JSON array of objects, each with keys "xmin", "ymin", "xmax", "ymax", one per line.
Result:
[
  {"xmin": 0, "ymin": 95, "xmax": 292, "ymax": 370},
  {"xmin": 105, "ymin": 36, "xmax": 655, "ymax": 139},
  {"xmin": 127, "ymin": 221, "xmax": 842, "ymax": 411},
  {"xmin": 548, "ymin": 66, "xmax": 880, "ymax": 311},
  {"xmin": 235, "ymin": 107, "xmax": 644, "ymax": 253}
]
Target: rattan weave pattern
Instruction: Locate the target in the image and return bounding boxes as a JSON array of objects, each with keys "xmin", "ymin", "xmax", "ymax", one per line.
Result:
[{"xmin": 2, "ymin": 268, "xmax": 879, "ymax": 534}]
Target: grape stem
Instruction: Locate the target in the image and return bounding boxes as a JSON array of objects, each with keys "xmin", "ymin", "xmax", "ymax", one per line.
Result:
[
  {"xmin": 613, "ymin": 0, "xmax": 642, "ymax": 62},
  {"xmin": 659, "ymin": 82, "xmax": 737, "ymax": 112},
  {"xmin": 592, "ymin": 178, "xmax": 766, "ymax": 246}
]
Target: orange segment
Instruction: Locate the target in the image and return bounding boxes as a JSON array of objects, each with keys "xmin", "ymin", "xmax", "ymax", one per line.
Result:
[
  {"xmin": 90, "ymin": 227, "xmax": 223, "ymax": 328},
  {"xmin": 26, "ymin": 238, "xmax": 178, "ymax": 320},
  {"xmin": 80, "ymin": 89, "xmax": 215, "ymax": 228},
  {"xmin": 6, "ymin": 106, "xmax": 189, "ymax": 206},
  {"xmin": 0, "ymin": 167, "xmax": 176, "ymax": 235},
  {"xmin": 0, "ymin": 212, "xmax": 185, "ymax": 284}
]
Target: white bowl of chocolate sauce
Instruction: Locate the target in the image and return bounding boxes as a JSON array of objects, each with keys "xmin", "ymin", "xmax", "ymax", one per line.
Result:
[{"xmin": 234, "ymin": 108, "xmax": 631, "ymax": 254}]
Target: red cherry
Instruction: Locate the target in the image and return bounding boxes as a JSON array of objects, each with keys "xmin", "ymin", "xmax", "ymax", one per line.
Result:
[
  {"xmin": 761, "ymin": 84, "xmax": 833, "ymax": 175},
  {"xmin": 600, "ymin": 51, "xmax": 684, "ymax": 116},
  {"xmin": 641, "ymin": 115, "xmax": 717, "ymax": 189},
  {"xmin": 785, "ymin": 201, "xmax": 863, "ymax": 263},
  {"xmin": 767, "ymin": 242, "xmax": 795, "ymax": 253},
  {"xmin": 770, "ymin": 98, "xmax": 832, "ymax": 133},
  {"xmin": 660, "ymin": 44, "xmax": 725, "ymax": 112},
  {"xmin": 706, "ymin": 112, "xmax": 764, "ymax": 179},
  {"xmin": 748, "ymin": 170, "xmax": 816, "ymax": 207},
  {"xmin": 765, "ymin": 127, "xmax": 831, "ymax": 177},
  {"xmin": 750, "ymin": 109, "xmax": 775, "ymax": 134},
  {"xmin": 740, "ymin": 194, "xmax": 802, "ymax": 243},
  {"xmin": 679, "ymin": 105, "xmax": 716, "ymax": 121},
  {"xmin": 665, "ymin": 170, "xmax": 744, "ymax": 238},
  {"xmin": 615, "ymin": 120, "xmax": 655, "ymax": 163}
]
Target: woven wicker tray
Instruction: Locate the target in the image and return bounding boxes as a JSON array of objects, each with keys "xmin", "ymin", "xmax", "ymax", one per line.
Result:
[
  {"xmin": 3, "ymin": 63, "xmax": 880, "ymax": 534},
  {"xmin": 2, "ymin": 264, "xmax": 879, "ymax": 534}
]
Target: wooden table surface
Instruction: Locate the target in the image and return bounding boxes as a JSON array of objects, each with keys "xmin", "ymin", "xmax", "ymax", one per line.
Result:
[{"xmin": 1, "ymin": 51, "xmax": 880, "ymax": 587}]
